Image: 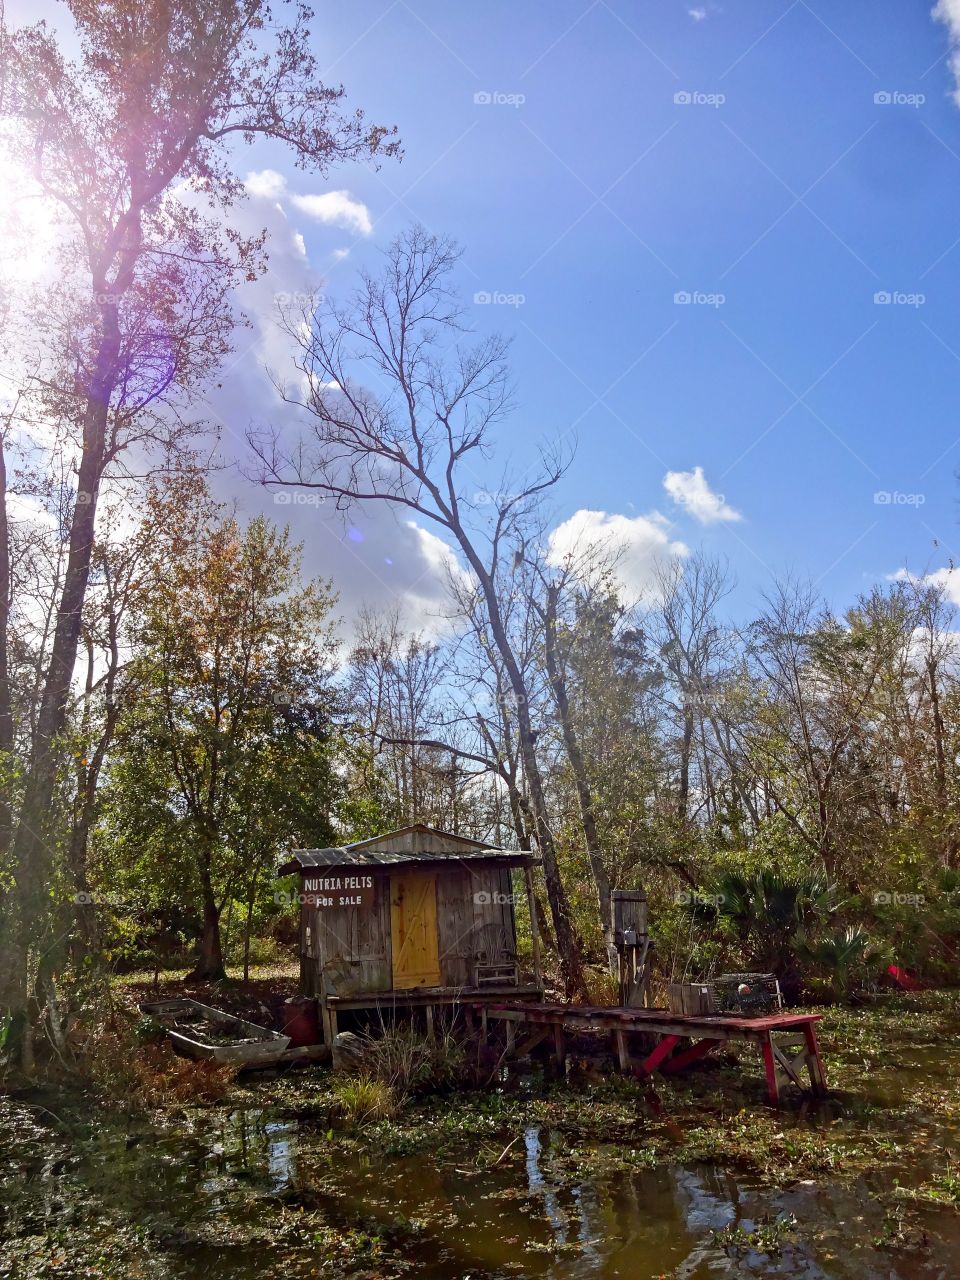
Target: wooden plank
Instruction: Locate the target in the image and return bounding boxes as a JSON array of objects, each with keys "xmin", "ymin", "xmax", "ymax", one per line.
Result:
[
  {"xmin": 803, "ymin": 1023, "xmax": 828, "ymax": 1095},
  {"xmin": 436, "ymin": 869, "xmax": 471, "ymax": 987},
  {"xmin": 761, "ymin": 1033, "xmax": 780, "ymax": 1104},
  {"xmin": 515, "ymin": 1026, "xmax": 552, "ymax": 1057},
  {"xmin": 614, "ymin": 1029, "xmax": 632, "ymax": 1072},
  {"xmin": 468, "ymin": 997, "xmax": 827, "ymax": 1104},
  {"xmin": 770, "ymin": 1041, "xmax": 805, "ymax": 1090}
]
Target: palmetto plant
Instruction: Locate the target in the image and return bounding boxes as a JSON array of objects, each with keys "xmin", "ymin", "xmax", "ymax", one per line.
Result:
[
  {"xmin": 797, "ymin": 926, "xmax": 885, "ymax": 1001},
  {"xmin": 688, "ymin": 868, "xmax": 838, "ymax": 977}
]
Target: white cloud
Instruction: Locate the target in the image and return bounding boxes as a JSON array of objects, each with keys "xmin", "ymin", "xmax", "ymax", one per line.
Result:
[
  {"xmin": 663, "ymin": 466, "xmax": 741, "ymax": 524},
  {"xmin": 547, "ymin": 509, "xmax": 688, "ymax": 604},
  {"xmin": 245, "ymin": 172, "xmax": 373, "ymax": 237},
  {"xmin": 891, "ymin": 566, "xmax": 960, "ymax": 606},
  {"xmin": 332, "ymin": 248, "xmax": 351, "ymax": 261},
  {"xmin": 290, "ymin": 190, "xmax": 373, "ymax": 236},
  {"xmin": 933, "ymin": 0, "xmax": 960, "ymax": 103},
  {"xmin": 688, "ymin": 7, "xmax": 708, "ymax": 20},
  {"xmin": 245, "ymin": 168, "xmax": 288, "ymax": 200}
]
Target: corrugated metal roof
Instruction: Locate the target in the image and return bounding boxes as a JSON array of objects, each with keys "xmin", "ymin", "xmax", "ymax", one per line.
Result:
[{"xmin": 277, "ymin": 847, "xmax": 538, "ymax": 875}]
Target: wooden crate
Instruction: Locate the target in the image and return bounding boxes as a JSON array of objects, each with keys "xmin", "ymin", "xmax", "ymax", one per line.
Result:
[{"xmin": 667, "ymin": 982, "xmax": 714, "ymax": 1016}]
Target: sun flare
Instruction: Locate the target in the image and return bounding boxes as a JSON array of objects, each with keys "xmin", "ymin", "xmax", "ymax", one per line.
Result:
[{"xmin": 0, "ymin": 152, "xmax": 61, "ymax": 287}]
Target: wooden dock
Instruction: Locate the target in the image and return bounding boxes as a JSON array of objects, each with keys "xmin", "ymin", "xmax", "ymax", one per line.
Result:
[{"xmin": 473, "ymin": 1000, "xmax": 828, "ymax": 1106}]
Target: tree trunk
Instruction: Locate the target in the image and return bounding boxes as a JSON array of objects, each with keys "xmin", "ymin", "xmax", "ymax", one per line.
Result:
[
  {"xmin": 7, "ymin": 310, "xmax": 121, "ymax": 1051},
  {"xmin": 926, "ymin": 655, "xmax": 957, "ymax": 868},
  {"xmin": 191, "ymin": 843, "xmax": 226, "ymax": 981},
  {"xmin": 677, "ymin": 699, "xmax": 694, "ymax": 822},
  {"xmin": 543, "ymin": 585, "xmax": 614, "ymax": 967},
  {"xmin": 0, "ymin": 433, "xmax": 12, "ymax": 862},
  {"xmin": 0, "ymin": 433, "xmax": 17, "ymax": 1010}
]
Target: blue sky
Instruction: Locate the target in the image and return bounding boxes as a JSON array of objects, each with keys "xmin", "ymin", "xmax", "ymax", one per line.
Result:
[
  {"xmin": 239, "ymin": 0, "xmax": 960, "ymax": 620},
  {"xmin": 7, "ymin": 0, "xmax": 960, "ymax": 628}
]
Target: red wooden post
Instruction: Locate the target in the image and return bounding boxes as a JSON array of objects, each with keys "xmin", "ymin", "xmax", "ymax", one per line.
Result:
[
  {"xmin": 659, "ymin": 1037, "xmax": 718, "ymax": 1074},
  {"xmin": 640, "ymin": 1034, "xmax": 682, "ymax": 1076},
  {"xmin": 761, "ymin": 1032, "xmax": 781, "ymax": 1104}
]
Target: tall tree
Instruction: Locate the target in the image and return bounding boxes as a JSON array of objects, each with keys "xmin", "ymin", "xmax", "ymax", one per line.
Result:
[
  {"xmin": 251, "ymin": 227, "xmax": 588, "ymax": 998},
  {"xmin": 0, "ymin": 0, "xmax": 396, "ymax": 1050},
  {"xmin": 118, "ymin": 487, "xmax": 339, "ymax": 979}
]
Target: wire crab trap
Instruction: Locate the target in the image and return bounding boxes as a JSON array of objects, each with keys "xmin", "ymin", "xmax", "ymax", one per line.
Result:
[{"xmin": 710, "ymin": 973, "xmax": 782, "ymax": 1016}]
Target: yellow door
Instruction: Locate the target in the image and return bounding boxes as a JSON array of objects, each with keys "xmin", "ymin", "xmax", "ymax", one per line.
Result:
[{"xmin": 390, "ymin": 872, "xmax": 441, "ymax": 989}]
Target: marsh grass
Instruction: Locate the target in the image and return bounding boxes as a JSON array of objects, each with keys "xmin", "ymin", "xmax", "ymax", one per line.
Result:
[
  {"xmin": 331, "ymin": 1075, "xmax": 398, "ymax": 1124},
  {"xmin": 356, "ymin": 1021, "xmax": 467, "ymax": 1098}
]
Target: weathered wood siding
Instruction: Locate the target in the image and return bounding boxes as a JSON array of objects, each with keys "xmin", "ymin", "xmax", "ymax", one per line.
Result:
[
  {"xmin": 347, "ymin": 828, "xmax": 491, "ymax": 856},
  {"xmin": 436, "ymin": 869, "xmax": 472, "ymax": 986},
  {"xmin": 313, "ymin": 873, "xmax": 392, "ymax": 999},
  {"xmin": 301, "ymin": 861, "xmax": 519, "ymax": 996}
]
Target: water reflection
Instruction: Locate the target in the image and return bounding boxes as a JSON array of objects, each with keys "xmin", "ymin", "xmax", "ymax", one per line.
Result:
[{"xmin": 2, "ymin": 1092, "xmax": 958, "ymax": 1279}]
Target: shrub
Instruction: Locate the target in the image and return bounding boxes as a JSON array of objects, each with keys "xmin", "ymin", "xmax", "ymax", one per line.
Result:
[
  {"xmin": 583, "ymin": 966, "xmax": 619, "ymax": 1006},
  {"xmin": 66, "ymin": 1000, "xmax": 236, "ymax": 1108}
]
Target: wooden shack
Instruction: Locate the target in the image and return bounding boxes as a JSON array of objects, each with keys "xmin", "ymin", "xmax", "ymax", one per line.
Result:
[{"xmin": 277, "ymin": 824, "xmax": 544, "ymax": 1042}]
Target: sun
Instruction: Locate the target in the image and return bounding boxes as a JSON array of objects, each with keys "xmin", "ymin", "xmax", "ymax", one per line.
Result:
[{"xmin": 0, "ymin": 152, "xmax": 61, "ymax": 288}]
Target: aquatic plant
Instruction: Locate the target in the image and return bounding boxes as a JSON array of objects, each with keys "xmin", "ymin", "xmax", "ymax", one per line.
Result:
[{"xmin": 331, "ymin": 1075, "xmax": 398, "ymax": 1124}]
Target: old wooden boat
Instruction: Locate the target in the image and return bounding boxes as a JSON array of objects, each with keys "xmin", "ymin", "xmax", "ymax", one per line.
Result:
[{"xmin": 140, "ymin": 997, "xmax": 291, "ymax": 1065}]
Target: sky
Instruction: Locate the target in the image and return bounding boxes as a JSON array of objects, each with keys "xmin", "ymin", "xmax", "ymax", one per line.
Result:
[{"xmin": 6, "ymin": 0, "xmax": 960, "ymax": 636}]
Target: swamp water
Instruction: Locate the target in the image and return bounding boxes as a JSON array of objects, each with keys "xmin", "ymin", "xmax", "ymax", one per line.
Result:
[{"xmin": 2, "ymin": 1037, "xmax": 959, "ymax": 1279}]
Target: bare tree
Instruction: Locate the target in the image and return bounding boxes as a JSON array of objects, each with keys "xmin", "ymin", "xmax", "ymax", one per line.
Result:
[{"xmin": 250, "ymin": 226, "xmax": 587, "ymax": 997}]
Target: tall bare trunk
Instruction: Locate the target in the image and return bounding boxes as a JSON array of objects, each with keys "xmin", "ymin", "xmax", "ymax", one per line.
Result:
[
  {"xmin": 476, "ymin": 588, "xmax": 585, "ymax": 998},
  {"xmin": 0, "ymin": 433, "xmax": 12, "ymax": 861},
  {"xmin": 543, "ymin": 585, "xmax": 613, "ymax": 963}
]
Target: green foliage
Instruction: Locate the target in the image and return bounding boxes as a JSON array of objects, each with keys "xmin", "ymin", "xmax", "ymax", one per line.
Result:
[
  {"xmin": 90, "ymin": 485, "xmax": 342, "ymax": 974},
  {"xmin": 685, "ymin": 866, "xmax": 839, "ymax": 978},
  {"xmin": 797, "ymin": 925, "xmax": 887, "ymax": 1001}
]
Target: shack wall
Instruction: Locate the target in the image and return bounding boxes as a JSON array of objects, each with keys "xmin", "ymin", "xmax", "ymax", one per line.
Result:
[{"xmin": 300, "ymin": 862, "xmax": 519, "ymax": 998}]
